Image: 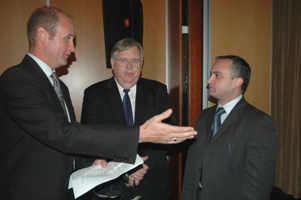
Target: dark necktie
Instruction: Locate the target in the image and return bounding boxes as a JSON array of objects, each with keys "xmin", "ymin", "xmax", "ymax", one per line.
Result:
[
  {"xmin": 123, "ymin": 89, "xmax": 133, "ymax": 125},
  {"xmin": 50, "ymin": 72, "xmax": 67, "ymax": 115},
  {"xmin": 210, "ymin": 107, "xmax": 226, "ymax": 141}
]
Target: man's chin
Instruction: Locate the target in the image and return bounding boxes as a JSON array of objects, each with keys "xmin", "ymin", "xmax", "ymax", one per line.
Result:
[
  {"xmin": 208, "ymin": 92, "xmax": 218, "ymax": 99},
  {"xmin": 60, "ymin": 60, "xmax": 68, "ymax": 67},
  {"xmin": 208, "ymin": 90, "xmax": 215, "ymax": 95}
]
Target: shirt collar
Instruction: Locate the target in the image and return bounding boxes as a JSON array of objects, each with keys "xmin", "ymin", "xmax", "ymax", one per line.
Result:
[
  {"xmin": 217, "ymin": 94, "xmax": 242, "ymax": 114},
  {"xmin": 27, "ymin": 53, "xmax": 54, "ymax": 78},
  {"xmin": 114, "ymin": 78, "xmax": 137, "ymax": 98}
]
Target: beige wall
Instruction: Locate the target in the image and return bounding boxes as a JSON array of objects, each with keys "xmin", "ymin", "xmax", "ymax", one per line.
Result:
[
  {"xmin": 0, "ymin": 0, "xmax": 273, "ymax": 117},
  {"xmin": 0, "ymin": 0, "xmax": 45, "ymax": 74},
  {"xmin": 211, "ymin": 0, "xmax": 272, "ymax": 114},
  {"xmin": 51, "ymin": 0, "xmax": 167, "ymax": 120},
  {"xmin": 0, "ymin": 0, "xmax": 167, "ymax": 121}
]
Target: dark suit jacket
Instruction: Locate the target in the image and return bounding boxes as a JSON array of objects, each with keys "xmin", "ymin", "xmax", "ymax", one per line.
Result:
[
  {"xmin": 0, "ymin": 55, "xmax": 140, "ymax": 200},
  {"xmin": 81, "ymin": 77, "xmax": 176, "ymax": 200},
  {"xmin": 181, "ymin": 97, "xmax": 278, "ymax": 200}
]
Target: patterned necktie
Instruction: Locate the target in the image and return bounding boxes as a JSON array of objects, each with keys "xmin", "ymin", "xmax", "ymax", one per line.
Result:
[
  {"xmin": 50, "ymin": 72, "xmax": 67, "ymax": 115},
  {"xmin": 210, "ymin": 107, "xmax": 226, "ymax": 141},
  {"xmin": 123, "ymin": 89, "xmax": 133, "ymax": 125}
]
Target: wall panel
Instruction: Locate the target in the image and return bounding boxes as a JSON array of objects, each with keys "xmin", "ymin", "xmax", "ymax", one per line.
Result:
[
  {"xmin": 211, "ymin": 0, "xmax": 272, "ymax": 114},
  {"xmin": 49, "ymin": 0, "xmax": 167, "ymax": 120},
  {"xmin": 51, "ymin": 0, "xmax": 112, "ymax": 120},
  {"xmin": 0, "ymin": 0, "xmax": 45, "ymax": 74},
  {"xmin": 141, "ymin": 0, "xmax": 166, "ymax": 82},
  {"xmin": 1, "ymin": 0, "xmax": 167, "ymax": 120}
]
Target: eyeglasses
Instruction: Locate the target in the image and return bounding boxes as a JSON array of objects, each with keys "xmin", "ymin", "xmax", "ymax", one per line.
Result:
[{"xmin": 114, "ymin": 58, "xmax": 142, "ymax": 67}]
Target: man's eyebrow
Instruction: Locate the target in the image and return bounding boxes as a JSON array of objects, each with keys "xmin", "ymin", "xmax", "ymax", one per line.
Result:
[
  {"xmin": 211, "ymin": 71, "xmax": 222, "ymax": 74},
  {"xmin": 64, "ymin": 33, "xmax": 75, "ymax": 38}
]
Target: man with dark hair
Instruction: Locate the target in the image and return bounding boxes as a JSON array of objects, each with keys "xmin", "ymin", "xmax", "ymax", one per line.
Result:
[
  {"xmin": 0, "ymin": 6, "xmax": 196, "ymax": 200},
  {"xmin": 181, "ymin": 55, "xmax": 278, "ymax": 200}
]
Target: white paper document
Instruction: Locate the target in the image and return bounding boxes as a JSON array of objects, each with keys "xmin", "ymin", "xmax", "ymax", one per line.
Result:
[{"xmin": 68, "ymin": 154, "xmax": 143, "ymax": 199}]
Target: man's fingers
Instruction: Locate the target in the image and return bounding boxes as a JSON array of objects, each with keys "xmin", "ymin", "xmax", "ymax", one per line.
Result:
[
  {"xmin": 153, "ymin": 108, "xmax": 172, "ymax": 122},
  {"xmin": 92, "ymin": 158, "xmax": 108, "ymax": 168},
  {"xmin": 161, "ymin": 130, "xmax": 197, "ymax": 144},
  {"xmin": 139, "ymin": 109, "xmax": 197, "ymax": 144},
  {"xmin": 142, "ymin": 163, "xmax": 149, "ymax": 171},
  {"xmin": 161, "ymin": 128, "xmax": 197, "ymax": 143},
  {"xmin": 141, "ymin": 156, "xmax": 148, "ymax": 161},
  {"xmin": 168, "ymin": 134, "xmax": 194, "ymax": 144},
  {"xmin": 166, "ymin": 124, "xmax": 195, "ymax": 132}
]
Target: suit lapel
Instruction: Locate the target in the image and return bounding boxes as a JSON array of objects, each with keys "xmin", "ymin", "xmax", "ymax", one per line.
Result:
[
  {"xmin": 23, "ymin": 55, "xmax": 51, "ymax": 85},
  {"xmin": 135, "ymin": 79, "xmax": 148, "ymax": 125},
  {"xmin": 105, "ymin": 78, "xmax": 148, "ymax": 125},
  {"xmin": 22, "ymin": 55, "xmax": 65, "ymax": 116},
  {"xmin": 210, "ymin": 98, "xmax": 247, "ymax": 143},
  {"xmin": 106, "ymin": 78, "xmax": 128, "ymax": 125},
  {"xmin": 206, "ymin": 106, "xmax": 217, "ymax": 143}
]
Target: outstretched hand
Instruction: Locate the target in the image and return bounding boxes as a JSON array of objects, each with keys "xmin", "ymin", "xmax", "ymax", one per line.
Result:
[{"xmin": 139, "ymin": 109, "xmax": 197, "ymax": 144}]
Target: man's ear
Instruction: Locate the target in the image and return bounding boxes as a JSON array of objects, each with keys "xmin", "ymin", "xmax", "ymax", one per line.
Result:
[
  {"xmin": 233, "ymin": 77, "xmax": 243, "ymax": 89},
  {"xmin": 37, "ymin": 27, "xmax": 48, "ymax": 44}
]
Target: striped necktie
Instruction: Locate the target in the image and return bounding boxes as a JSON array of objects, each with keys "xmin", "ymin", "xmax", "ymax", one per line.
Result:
[
  {"xmin": 210, "ymin": 107, "xmax": 226, "ymax": 141},
  {"xmin": 50, "ymin": 72, "xmax": 67, "ymax": 115}
]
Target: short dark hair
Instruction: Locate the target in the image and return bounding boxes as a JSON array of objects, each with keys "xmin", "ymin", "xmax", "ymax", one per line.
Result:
[
  {"xmin": 27, "ymin": 6, "xmax": 72, "ymax": 48},
  {"xmin": 216, "ymin": 55, "xmax": 251, "ymax": 92},
  {"xmin": 111, "ymin": 38, "xmax": 144, "ymax": 62}
]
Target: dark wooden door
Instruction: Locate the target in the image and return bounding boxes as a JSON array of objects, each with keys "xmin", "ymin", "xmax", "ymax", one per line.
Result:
[{"xmin": 167, "ymin": 0, "xmax": 203, "ymax": 199}]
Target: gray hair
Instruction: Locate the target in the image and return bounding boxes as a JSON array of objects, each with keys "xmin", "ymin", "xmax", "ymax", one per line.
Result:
[{"xmin": 111, "ymin": 38, "xmax": 144, "ymax": 62}]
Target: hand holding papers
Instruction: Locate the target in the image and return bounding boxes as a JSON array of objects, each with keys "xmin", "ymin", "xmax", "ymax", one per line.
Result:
[{"xmin": 69, "ymin": 155, "xmax": 143, "ymax": 199}]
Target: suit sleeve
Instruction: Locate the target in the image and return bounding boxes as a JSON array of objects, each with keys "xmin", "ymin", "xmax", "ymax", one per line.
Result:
[
  {"xmin": 0, "ymin": 68, "xmax": 139, "ymax": 163},
  {"xmin": 240, "ymin": 115, "xmax": 278, "ymax": 199},
  {"xmin": 138, "ymin": 84, "xmax": 176, "ymax": 167},
  {"xmin": 80, "ymin": 85, "xmax": 108, "ymax": 167}
]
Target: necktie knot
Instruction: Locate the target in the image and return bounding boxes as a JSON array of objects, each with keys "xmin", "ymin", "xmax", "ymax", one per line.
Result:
[
  {"xmin": 51, "ymin": 72, "xmax": 58, "ymax": 81},
  {"xmin": 215, "ymin": 107, "xmax": 226, "ymax": 118}
]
